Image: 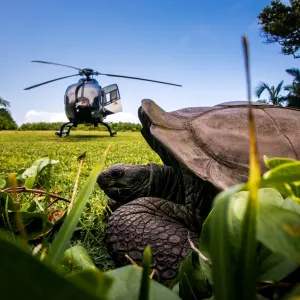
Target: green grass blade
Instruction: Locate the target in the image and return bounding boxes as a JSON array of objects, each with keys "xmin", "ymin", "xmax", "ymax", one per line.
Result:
[
  {"xmin": 45, "ymin": 145, "xmax": 111, "ymax": 267},
  {"xmin": 138, "ymin": 246, "xmax": 152, "ymax": 300},
  {"xmin": 209, "ymin": 183, "xmax": 246, "ymax": 300},
  {"xmin": 235, "ymin": 36, "xmax": 261, "ymax": 300}
]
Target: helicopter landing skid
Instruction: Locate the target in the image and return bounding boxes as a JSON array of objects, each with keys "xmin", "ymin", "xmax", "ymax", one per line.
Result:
[
  {"xmin": 100, "ymin": 121, "xmax": 117, "ymax": 137},
  {"xmin": 55, "ymin": 122, "xmax": 73, "ymax": 137}
]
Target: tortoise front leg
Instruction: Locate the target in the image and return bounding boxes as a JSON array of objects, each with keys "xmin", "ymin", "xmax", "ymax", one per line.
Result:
[
  {"xmin": 106, "ymin": 197, "xmax": 199, "ymax": 284},
  {"xmin": 106, "ymin": 198, "xmax": 122, "ymax": 212}
]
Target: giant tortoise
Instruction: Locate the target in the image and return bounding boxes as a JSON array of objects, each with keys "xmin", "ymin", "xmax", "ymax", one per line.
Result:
[{"xmin": 97, "ymin": 99, "xmax": 300, "ymax": 283}]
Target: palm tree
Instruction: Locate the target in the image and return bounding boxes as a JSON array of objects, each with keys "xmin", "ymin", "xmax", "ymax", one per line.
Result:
[
  {"xmin": 286, "ymin": 68, "xmax": 300, "ymax": 82},
  {"xmin": 284, "ymin": 68, "xmax": 300, "ymax": 108},
  {"xmin": 0, "ymin": 97, "xmax": 10, "ymax": 108},
  {"xmin": 254, "ymin": 80, "xmax": 286, "ymax": 106}
]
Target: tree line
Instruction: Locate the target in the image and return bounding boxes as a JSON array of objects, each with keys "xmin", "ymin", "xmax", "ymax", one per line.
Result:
[{"xmin": 18, "ymin": 122, "xmax": 142, "ymax": 132}]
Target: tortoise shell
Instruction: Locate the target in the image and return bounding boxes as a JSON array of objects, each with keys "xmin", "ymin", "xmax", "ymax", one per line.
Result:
[{"xmin": 138, "ymin": 99, "xmax": 300, "ymax": 190}]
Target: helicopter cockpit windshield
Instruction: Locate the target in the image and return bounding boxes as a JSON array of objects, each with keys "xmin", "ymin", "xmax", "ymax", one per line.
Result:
[
  {"xmin": 66, "ymin": 84, "xmax": 101, "ymax": 106},
  {"xmin": 64, "ymin": 82, "xmax": 102, "ymax": 121}
]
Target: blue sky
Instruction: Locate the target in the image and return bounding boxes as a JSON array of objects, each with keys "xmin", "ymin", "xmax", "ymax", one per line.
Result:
[{"xmin": 0, "ymin": 0, "xmax": 297, "ymax": 124}]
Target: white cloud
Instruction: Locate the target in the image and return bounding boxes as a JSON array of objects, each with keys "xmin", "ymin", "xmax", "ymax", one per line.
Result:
[
  {"xmin": 23, "ymin": 110, "xmax": 140, "ymax": 124},
  {"xmin": 105, "ymin": 112, "xmax": 140, "ymax": 123},
  {"xmin": 24, "ymin": 110, "xmax": 69, "ymax": 123}
]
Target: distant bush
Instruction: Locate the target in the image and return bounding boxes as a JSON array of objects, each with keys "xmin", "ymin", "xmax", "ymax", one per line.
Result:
[
  {"xmin": 19, "ymin": 121, "xmax": 142, "ymax": 132},
  {"xmin": 0, "ymin": 108, "xmax": 18, "ymax": 130},
  {"xmin": 18, "ymin": 122, "xmax": 62, "ymax": 131}
]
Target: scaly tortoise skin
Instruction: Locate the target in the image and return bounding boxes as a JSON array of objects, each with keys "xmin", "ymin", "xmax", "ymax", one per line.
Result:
[{"xmin": 98, "ymin": 100, "xmax": 300, "ymax": 283}]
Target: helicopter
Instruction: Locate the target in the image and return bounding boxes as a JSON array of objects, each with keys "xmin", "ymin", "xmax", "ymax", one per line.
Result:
[{"xmin": 24, "ymin": 61, "xmax": 182, "ymax": 137}]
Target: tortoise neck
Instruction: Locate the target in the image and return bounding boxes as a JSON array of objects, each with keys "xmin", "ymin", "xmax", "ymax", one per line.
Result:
[
  {"xmin": 148, "ymin": 163, "xmax": 185, "ymax": 203},
  {"xmin": 182, "ymin": 171, "xmax": 220, "ymax": 232}
]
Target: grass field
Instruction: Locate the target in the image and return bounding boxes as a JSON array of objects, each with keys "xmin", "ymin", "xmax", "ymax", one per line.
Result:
[{"xmin": 0, "ymin": 130, "xmax": 161, "ymax": 269}]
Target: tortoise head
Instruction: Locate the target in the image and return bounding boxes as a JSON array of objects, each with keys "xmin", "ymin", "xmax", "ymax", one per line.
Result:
[{"xmin": 97, "ymin": 164, "xmax": 151, "ymax": 203}]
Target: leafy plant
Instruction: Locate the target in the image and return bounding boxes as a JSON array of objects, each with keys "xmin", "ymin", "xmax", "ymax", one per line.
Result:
[{"xmin": 0, "ymin": 157, "xmax": 65, "ymax": 240}]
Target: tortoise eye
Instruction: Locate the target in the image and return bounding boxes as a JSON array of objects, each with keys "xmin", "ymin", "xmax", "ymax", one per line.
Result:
[{"xmin": 110, "ymin": 169, "xmax": 124, "ymax": 179}]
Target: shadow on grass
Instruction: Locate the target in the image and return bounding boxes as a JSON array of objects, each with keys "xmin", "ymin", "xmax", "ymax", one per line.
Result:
[{"xmin": 53, "ymin": 133, "xmax": 117, "ymax": 141}]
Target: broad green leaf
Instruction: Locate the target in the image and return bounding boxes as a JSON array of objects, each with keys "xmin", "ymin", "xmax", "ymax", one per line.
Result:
[
  {"xmin": 263, "ymin": 161, "xmax": 300, "ymax": 183},
  {"xmin": 24, "ymin": 176, "xmax": 36, "ymax": 189},
  {"xmin": 138, "ymin": 246, "xmax": 152, "ymax": 300},
  {"xmin": 0, "ymin": 211, "xmax": 52, "ymax": 240},
  {"xmin": 200, "ymin": 188, "xmax": 297, "ymax": 283},
  {"xmin": 61, "ymin": 245, "xmax": 96, "ymax": 273},
  {"xmin": 282, "ymin": 198, "xmax": 300, "ymax": 215},
  {"xmin": 233, "ymin": 190, "xmax": 297, "ymax": 280},
  {"xmin": 0, "ymin": 178, "xmax": 6, "ymax": 189},
  {"xmin": 106, "ymin": 265, "xmax": 181, "ymax": 300},
  {"xmin": 45, "ymin": 145, "xmax": 111, "ymax": 267},
  {"xmin": 21, "ymin": 165, "xmax": 38, "ymax": 180},
  {"xmin": 256, "ymin": 245, "xmax": 298, "ymax": 281},
  {"xmin": 0, "ymin": 192, "xmax": 20, "ymax": 212},
  {"xmin": 21, "ymin": 157, "xmax": 59, "ymax": 180},
  {"xmin": 0, "ymin": 230, "xmax": 104, "ymax": 300},
  {"xmin": 231, "ymin": 188, "xmax": 284, "ymax": 216},
  {"xmin": 289, "ymin": 183, "xmax": 300, "ymax": 198},
  {"xmin": 177, "ymin": 250, "xmax": 211, "ymax": 300},
  {"xmin": 262, "ymin": 181, "xmax": 294, "ymax": 198},
  {"xmin": 68, "ymin": 268, "xmax": 113, "ymax": 300},
  {"xmin": 263, "ymin": 155, "xmax": 297, "ymax": 170},
  {"xmin": 209, "ymin": 183, "xmax": 246, "ymax": 300},
  {"xmin": 32, "ymin": 157, "xmax": 59, "ymax": 173},
  {"xmin": 257, "ymin": 202, "xmax": 300, "ymax": 265}
]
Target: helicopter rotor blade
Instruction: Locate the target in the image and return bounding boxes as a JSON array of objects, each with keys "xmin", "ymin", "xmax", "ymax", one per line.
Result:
[
  {"xmin": 31, "ymin": 60, "xmax": 82, "ymax": 71},
  {"xmin": 24, "ymin": 74, "xmax": 80, "ymax": 90},
  {"xmin": 96, "ymin": 72, "xmax": 182, "ymax": 87}
]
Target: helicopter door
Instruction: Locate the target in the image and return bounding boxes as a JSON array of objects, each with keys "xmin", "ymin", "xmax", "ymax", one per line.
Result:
[{"xmin": 102, "ymin": 84, "xmax": 123, "ymax": 116}]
